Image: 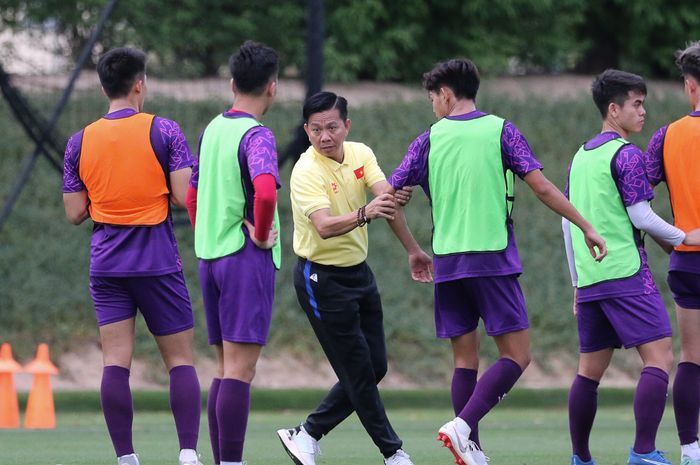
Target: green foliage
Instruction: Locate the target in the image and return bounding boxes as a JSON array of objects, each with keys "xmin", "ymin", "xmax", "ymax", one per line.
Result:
[
  {"xmin": 0, "ymin": 86, "xmax": 690, "ymax": 383},
  {"xmin": 576, "ymin": 0, "xmax": 700, "ymax": 77},
  {"xmin": 2, "ymin": 0, "xmax": 698, "ymax": 79}
]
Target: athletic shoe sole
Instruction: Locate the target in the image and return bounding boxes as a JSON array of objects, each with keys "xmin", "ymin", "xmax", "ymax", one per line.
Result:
[
  {"xmin": 437, "ymin": 431, "xmax": 478, "ymax": 465},
  {"xmin": 277, "ymin": 428, "xmax": 307, "ymax": 465}
]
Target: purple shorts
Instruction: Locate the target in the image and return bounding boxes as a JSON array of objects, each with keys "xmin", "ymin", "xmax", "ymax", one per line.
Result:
[
  {"xmin": 576, "ymin": 293, "xmax": 672, "ymax": 352},
  {"xmin": 434, "ymin": 275, "xmax": 529, "ymax": 338},
  {"xmin": 89, "ymin": 272, "xmax": 194, "ymax": 336},
  {"xmin": 667, "ymin": 271, "xmax": 700, "ymax": 309},
  {"xmin": 199, "ymin": 238, "xmax": 275, "ymax": 345}
]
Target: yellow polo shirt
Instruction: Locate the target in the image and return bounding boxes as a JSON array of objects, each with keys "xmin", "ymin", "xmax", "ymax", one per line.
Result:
[{"xmin": 291, "ymin": 141, "xmax": 386, "ymax": 266}]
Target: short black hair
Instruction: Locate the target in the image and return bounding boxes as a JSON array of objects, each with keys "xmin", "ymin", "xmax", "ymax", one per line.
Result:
[
  {"xmin": 675, "ymin": 42, "xmax": 700, "ymax": 83},
  {"xmin": 591, "ymin": 69, "xmax": 647, "ymax": 118},
  {"xmin": 422, "ymin": 58, "xmax": 480, "ymax": 100},
  {"xmin": 97, "ymin": 47, "xmax": 146, "ymax": 99},
  {"xmin": 229, "ymin": 40, "xmax": 279, "ymax": 95},
  {"xmin": 302, "ymin": 91, "xmax": 348, "ymax": 122}
]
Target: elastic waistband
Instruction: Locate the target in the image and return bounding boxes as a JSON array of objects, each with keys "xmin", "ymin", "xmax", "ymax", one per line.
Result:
[{"xmin": 296, "ymin": 257, "xmax": 366, "ymax": 273}]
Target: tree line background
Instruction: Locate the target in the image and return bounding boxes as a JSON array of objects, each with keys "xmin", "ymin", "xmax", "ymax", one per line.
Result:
[
  {"xmin": 1, "ymin": 0, "xmax": 699, "ymax": 81},
  {"xmin": 1, "ymin": 0, "xmax": 698, "ymax": 385}
]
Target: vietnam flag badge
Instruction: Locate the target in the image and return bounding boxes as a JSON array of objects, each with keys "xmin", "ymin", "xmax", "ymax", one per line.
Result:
[{"xmin": 354, "ymin": 165, "xmax": 365, "ymax": 179}]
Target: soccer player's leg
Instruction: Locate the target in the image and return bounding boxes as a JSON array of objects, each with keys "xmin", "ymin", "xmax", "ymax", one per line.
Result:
[
  {"xmin": 132, "ymin": 273, "xmax": 201, "ymax": 465},
  {"xmin": 570, "ymin": 347, "xmax": 614, "ymax": 465},
  {"xmin": 437, "ymin": 276, "xmax": 526, "ymax": 465},
  {"xmin": 212, "ymin": 248, "xmax": 275, "ymax": 465},
  {"xmin": 570, "ymin": 299, "xmax": 621, "ymax": 465},
  {"xmin": 91, "ymin": 276, "xmax": 139, "ymax": 464},
  {"xmin": 600, "ymin": 294, "xmax": 673, "ymax": 465},
  {"xmin": 200, "ymin": 258, "xmax": 223, "ymax": 465},
  {"xmin": 669, "ymin": 271, "xmax": 700, "ymax": 465},
  {"xmin": 217, "ymin": 342, "xmax": 262, "ymax": 465}
]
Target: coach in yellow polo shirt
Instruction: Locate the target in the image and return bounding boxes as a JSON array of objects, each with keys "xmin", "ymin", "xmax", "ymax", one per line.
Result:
[{"xmin": 277, "ymin": 92, "xmax": 431, "ymax": 465}]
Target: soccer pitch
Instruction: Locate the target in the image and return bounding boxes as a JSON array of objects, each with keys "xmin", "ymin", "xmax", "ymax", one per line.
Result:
[{"xmin": 1, "ymin": 406, "xmax": 681, "ymax": 465}]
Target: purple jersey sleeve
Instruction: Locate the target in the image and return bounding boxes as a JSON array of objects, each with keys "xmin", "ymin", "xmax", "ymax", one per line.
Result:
[
  {"xmin": 501, "ymin": 121, "xmax": 543, "ymax": 178},
  {"xmin": 242, "ymin": 126, "xmax": 281, "ymax": 187},
  {"xmin": 152, "ymin": 117, "xmax": 194, "ymax": 172},
  {"xmin": 644, "ymin": 126, "xmax": 667, "ymax": 185},
  {"xmin": 62, "ymin": 129, "xmax": 86, "ymax": 193},
  {"xmin": 613, "ymin": 144, "xmax": 655, "ymax": 207},
  {"xmin": 388, "ymin": 129, "xmax": 430, "ymax": 192}
]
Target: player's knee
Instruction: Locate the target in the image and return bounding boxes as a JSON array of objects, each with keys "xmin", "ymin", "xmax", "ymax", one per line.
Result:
[
  {"xmin": 654, "ymin": 351, "xmax": 674, "ymax": 374},
  {"xmin": 223, "ymin": 363, "xmax": 257, "ymax": 383},
  {"xmin": 509, "ymin": 353, "xmax": 531, "ymax": 370},
  {"xmin": 502, "ymin": 352, "xmax": 532, "ymax": 370}
]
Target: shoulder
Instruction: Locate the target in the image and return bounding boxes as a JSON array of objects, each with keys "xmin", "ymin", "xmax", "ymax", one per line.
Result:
[
  {"xmin": 152, "ymin": 115, "xmax": 183, "ymax": 132},
  {"xmin": 65, "ymin": 129, "xmax": 85, "ymax": 159},
  {"xmin": 291, "ymin": 150, "xmax": 320, "ymax": 176},
  {"xmin": 345, "ymin": 141, "xmax": 376, "ymax": 160}
]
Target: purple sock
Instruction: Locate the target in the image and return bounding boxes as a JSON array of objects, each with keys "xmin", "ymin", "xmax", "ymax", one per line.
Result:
[
  {"xmin": 458, "ymin": 358, "xmax": 522, "ymax": 428},
  {"xmin": 101, "ymin": 365, "xmax": 134, "ymax": 457},
  {"xmin": 169, "ymin": 365, "xmax": 201, "ymax": 450},
  {"xmin": 452, "ymin": 368, "xmax": 480, "ymax": 446},
  {"xmin": 208, "ymin": 378, "xmax": 222, "ymax": 464},
  {"xmin": 633, "ymin": 367, "xmax": 669, "ymax": 454},
  {"xmin": 217, "ymin": 378, "xmax": 251, "ymax": 462},
  {"xmin": 568, "ymin": 375, "xmax": 599, "ymax": 462},
  {"xmin": 674, "ymin": 362, "xmax": 700, "ymax": 445}
]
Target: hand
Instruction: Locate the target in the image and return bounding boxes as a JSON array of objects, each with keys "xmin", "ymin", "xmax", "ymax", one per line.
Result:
[
  {"xmin": 572, "ymin": 287, "xmax": 578, "ymax": 316},
  {"xmin": 243, "ymin": 219, "xmax": 278, "ymax": 250},
  {"xmin": 365, "ymin": 193, "xmax": 396, "ymax": 221},
  {"xmin": 683, "ymin": 228, "xmax": 700, "ymax": 247},
  {"xmin": 394, "ymin": 186, "xmax": 414, "ymax": 206},
  {"xmin": 583, "ymin": 228, "xmax": 607, "ymax": 262},
  {"xmin": 408, "ymin": 249, "xmax": 433, "ymax": 283}
]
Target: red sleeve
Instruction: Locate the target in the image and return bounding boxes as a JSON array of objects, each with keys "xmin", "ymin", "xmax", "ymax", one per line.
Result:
[
  {"xmin": 253, "ymin": 173, "xmax": 277, "ymax": 242},
  {"xmin": 186, "ymin": 185, "xmax": 197, "ymax": 230}
]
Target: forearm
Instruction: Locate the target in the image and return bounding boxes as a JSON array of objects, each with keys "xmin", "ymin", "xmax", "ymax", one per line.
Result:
[
  {"xmin": 535, "ymin": 179, "xmax": 593, "ymax": 233},
  {"xmin": 63, "ymin": 192, "xmax": 90, "ymax": 225},
  {"xmin": 185, "ymin": 185, "xmax": 197, "ymax": 229},
  {"xmin": 312, "ymin": 210, "xmax": 361, "ymax": 239},
  {"xmin": 388, "ymin": 206, "xmax": 421, "ymax": 254},
  {"xmin": 627, "ymin": 201, "xmax": 685, "ymax": 246},
  {"xmin": 252, "ymin": 174, "xmax": 277, "ymax": 242},
  {"xmin": 67, "ymin": 209, "xmax": 90, "ymax": 225}
]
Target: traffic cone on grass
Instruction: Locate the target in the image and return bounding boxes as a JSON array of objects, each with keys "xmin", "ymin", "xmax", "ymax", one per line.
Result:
[
  {"xmin": 23, "ymin": 343, "xmax": 59, "ymax": 429},
  {"xmin": 0, "ymin": 342, "xmax": 22, "ymax": 428}
]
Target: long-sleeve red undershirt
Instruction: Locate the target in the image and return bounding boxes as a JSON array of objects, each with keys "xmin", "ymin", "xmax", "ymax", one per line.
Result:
[{"xmin": 186, "ymin": 173, "xmax": 277, "ymax": 242}]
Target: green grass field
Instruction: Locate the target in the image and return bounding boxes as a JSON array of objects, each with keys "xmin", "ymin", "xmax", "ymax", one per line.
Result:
[{"xmin": 0, "ymin": 405, "xmax": 682, "ymax": 465}]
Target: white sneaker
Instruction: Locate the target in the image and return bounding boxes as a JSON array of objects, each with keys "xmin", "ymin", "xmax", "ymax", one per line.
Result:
[
  {"xmin": 179, "ymin": 448, "xmax": 204, "ymax": 465},
  {"xmin": 118, "ymin": 454, "xmax": 140, "ymax": 465},
  {"xmin": 437, "ymin": 419, "xmax": 480, "ymax": 465},
  {"xmin": 472, "ymin": 447, "xmax": 489, "ymax": 465},
  {"xmin": 277, "ymin": 426, "xmax": 321, "ymax": 465},
  {"xmin": 384, "ymin": 449, "xmax": 414, "ymax": 465}
]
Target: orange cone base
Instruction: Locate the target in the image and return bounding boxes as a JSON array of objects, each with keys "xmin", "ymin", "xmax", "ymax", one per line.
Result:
[
  {"xmin": 24, "ymin": 374, "xmax": 55, "ymax": 429},
  {"xmin": 0, "ymin": 373, "xmax": 20, "ymax": 428}
]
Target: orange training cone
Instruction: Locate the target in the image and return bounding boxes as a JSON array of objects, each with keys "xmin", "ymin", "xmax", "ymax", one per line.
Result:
[
  {"xmin": 23, "ymin": 343, "xmax": 59, "ymax": 429},
  {"xmin": 0, "ymin": 343, "xmax": 22, "ymax": 428}
]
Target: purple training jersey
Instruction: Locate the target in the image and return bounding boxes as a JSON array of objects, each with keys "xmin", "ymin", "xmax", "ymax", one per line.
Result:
[
  {"xmin": 566, "ymin": 132, "xmax": 657, "ymax": 302},
  {"xmin": 389, "ymin": 111, "xmax": 543, "ymax": 282},
  {"xmin": 191, "ymin": 110, "xmax": 280, "ymax": 346},
  {"xmin": 190, "ymin": 110, "xmax": 281, "ymax": 224},
  {"xmin": 645, "ymin": 111, "xmax": 700, "ymax": 275},
  {"xmin": 63, "ymin": 109, "xmax": 194, "ymax": 277}
]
